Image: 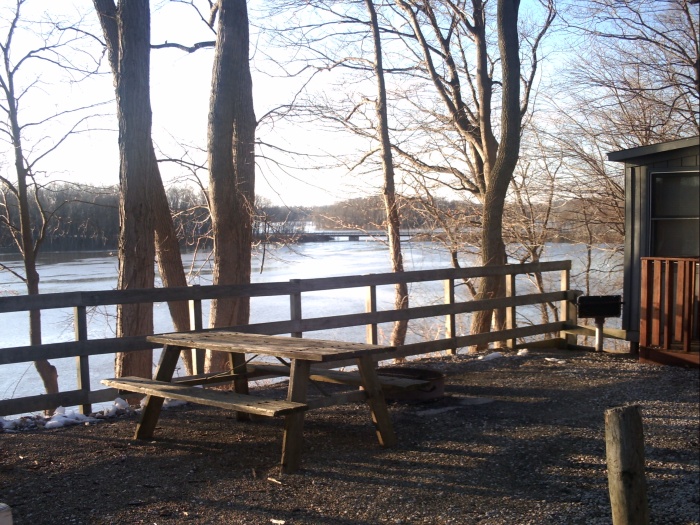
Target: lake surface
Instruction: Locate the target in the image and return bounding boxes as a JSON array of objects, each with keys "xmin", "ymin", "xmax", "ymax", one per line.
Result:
[{"xmin": 0, "ymin": 241, "xmax": 622, "ymax": 412}]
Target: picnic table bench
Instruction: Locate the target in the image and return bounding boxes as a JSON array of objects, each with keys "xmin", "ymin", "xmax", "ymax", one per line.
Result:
[{"xmin": 103, "ymin": 331, "xmax": 429, "ymax": 474}]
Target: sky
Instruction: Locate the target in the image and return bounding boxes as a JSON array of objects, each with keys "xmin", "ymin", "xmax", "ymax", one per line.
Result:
[{"xmin": 0, "ymin": 0, "xmax": 364, "ymax": 208}]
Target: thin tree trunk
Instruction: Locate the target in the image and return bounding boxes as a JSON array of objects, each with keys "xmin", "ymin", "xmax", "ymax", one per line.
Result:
[
  {"xmin": 206, "ymin": 0, "xmax": 256, "ymax": 372},
  {"xmin": 113, "ymin": 1, "xmax": 156, "ymax": 378},
  {"xmin": 6, "ymin": 61, "xmax": 58, "ymax": 396},
  {"xmin": 365, "ymin": 0, "xmax": 408, "ymax": 346}
]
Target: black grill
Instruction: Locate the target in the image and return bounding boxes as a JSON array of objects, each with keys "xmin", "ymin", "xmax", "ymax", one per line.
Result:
[{"xmin": 577, "ymin": 295, "xmax": 622, "ymax": 319}]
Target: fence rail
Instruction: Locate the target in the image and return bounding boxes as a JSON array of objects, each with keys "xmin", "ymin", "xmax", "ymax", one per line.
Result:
[
  {"xmin": 639, "ymin": 257, "xmax": 700, "ymax": 353},
  {"xmin": 1, "ymin": 260, "xmax": 577, "ymax": 417}
]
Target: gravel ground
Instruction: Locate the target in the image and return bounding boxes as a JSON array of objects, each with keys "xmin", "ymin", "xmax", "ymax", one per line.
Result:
[{"xmin": 1, "ymin": 348, "xmax": 698, "ymax": 525}]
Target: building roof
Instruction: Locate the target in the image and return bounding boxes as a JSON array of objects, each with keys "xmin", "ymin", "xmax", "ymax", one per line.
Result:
[{"xmin": 607, "ymin": 136, "xmax": 700, "ymax": 162}]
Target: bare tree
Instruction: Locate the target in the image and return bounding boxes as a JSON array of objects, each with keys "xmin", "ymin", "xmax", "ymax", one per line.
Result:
[
  {"xmin": 206, "ymin": 0, "xmax": 256, "ymax": 376},
  {"xmin": 109, "ymin": 1, "xmax": 157, "ymax": 378},
  {"xmin": 391, "ymin": 0, "xmax": 555, "ymax": 349},
  {"xmin": 0, "ymin": 1, "xmax": 103, "ymax": 397},
  {"xmin": 365, "ymin": 0, "xmax": 409, "ymax": 346},
  {"xmin": 543, "ymin": 0, "xmax": 698, "ymax": 308},
  {"xmin": 93, "ymin": 0, "xmax": 195, "ymax": 375}
]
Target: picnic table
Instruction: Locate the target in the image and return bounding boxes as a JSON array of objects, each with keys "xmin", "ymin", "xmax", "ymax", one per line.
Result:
[{"xmin": 102, "ymin": 331, "xmax": 427, "ymax": 474}]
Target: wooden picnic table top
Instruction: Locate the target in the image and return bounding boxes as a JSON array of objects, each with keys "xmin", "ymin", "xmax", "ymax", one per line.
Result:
[{"xmin": 146, "ymin": 330, "xmax": 396, "ymax": 362}]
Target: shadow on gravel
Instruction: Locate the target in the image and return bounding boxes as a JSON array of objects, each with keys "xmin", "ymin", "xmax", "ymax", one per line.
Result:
[{"xmin": 1, "ymin": 351, "xmax": 698, "ymax": 524}]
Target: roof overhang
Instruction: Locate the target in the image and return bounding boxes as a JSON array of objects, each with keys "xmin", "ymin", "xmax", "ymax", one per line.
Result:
[{"xmin": 607, "ymin": 136, "xmax": 700, "ymax": 163}]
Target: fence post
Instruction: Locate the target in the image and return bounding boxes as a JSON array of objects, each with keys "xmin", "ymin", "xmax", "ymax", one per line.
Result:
[
  {"xmin": 0, "ymin": 503, "xmax": 12, "ymax": 525},
  {"xmin": 189, "ymin": 285, "xmax": 204, "ymax": 375},
  {"xmin": 366, "ymin": 284, "xmax": 378, "ymax": 345},
  {"xmin": 444, "ymin": 278, "xmax": 456, "ymax": 355},
  {"xmin": 605, "ymin": 405, "xmax": 649, "ymax": 525},
  {"xmin": 290, "ymin": 279, "xmax": 302, "ymax": 338},
  {"xmin": 74, "ymin": 305, "xmax": 91, "ymax": 415},
  {"xmin": 559, "ymin": 267, "xmax": 577, "ymax": 347},
  {"xmin": 505, "ymin": 273, "xmax": 516, "ymax": 350}
]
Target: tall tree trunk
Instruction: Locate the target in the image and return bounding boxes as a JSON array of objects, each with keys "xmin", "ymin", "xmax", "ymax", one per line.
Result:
[
  {"xmin": 365, "ymin": 0, "xmax": 408, "ymax": 346},
  {"xmin": 93, "ymin": 0, "xmax": 194, "ymax": 374},
  {"xmin": 113, "ymin": 1, "xmax": 156, "ymax": 378},
  {"xmin": 206, "ymin": 0, "xmax": 256, "ymax": 372},
  {"xmin": 468, "ymin": 0, "xmax": 521, "ymax": 351}
]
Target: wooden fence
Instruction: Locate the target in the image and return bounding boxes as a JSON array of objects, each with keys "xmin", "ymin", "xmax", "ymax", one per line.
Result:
[{"xmin": 0, "ymin": 260, "xmax": 579, "ymax": 417}]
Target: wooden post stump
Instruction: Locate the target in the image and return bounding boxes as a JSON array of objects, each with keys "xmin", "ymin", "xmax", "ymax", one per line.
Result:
[
  {"xmin": 0, "ymin": 503, "xmax": 13, "ymax": 525},
  {"xmin": 605, "ymin": 405, "xmax": 649, "ymax": 525}
]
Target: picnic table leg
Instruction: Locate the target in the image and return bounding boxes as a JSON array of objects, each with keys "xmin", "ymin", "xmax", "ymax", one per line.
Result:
[
  {"xmin": 357, "ymin": 355, "xmax": 397, "ymax": 447},
  {"xmin": 134, "ymin": 344, "xmax": 182, "ymax": 440},
  {"xmin": 280, "ymin": 359, "xmax": 310, "ymax": 474},
  {"xmin": 229, "ymin": 352, "xmax": 251, "ymax": 421}
]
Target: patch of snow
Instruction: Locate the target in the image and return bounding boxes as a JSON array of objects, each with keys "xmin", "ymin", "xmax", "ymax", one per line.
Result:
[
  {"xmin": 544, "ymin": 357, "xmax": 566, "ymax": 364},
  {"xmin": 517, "ymin": 349, "xmax": 529, "ymax": 356},
  {"xmin": 44, "ymin": 406, "xmax": 100, "ymax": 429},
  {"xmin": 478, "ymin": 352, "xmax": 504, "ymax": 361},
  {"xmin": 0, "ymin": 417, "xmax": 17, "ymax": 431},
  {"xmin": 138, "ymin": 396, "xmax": 187, "ymax": 409}
]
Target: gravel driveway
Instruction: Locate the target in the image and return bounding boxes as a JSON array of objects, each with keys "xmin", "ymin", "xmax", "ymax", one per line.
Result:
[{"xmin": 1, "ymin": 348, "xmax": 698, "ymax": 525}]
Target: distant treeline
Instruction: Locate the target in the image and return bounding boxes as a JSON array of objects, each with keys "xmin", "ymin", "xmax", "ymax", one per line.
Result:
[{"xmin": 0, "ymin": 183, "xmax": 621, "ymax": 254}]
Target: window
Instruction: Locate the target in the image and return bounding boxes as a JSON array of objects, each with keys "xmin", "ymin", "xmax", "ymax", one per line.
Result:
[{"xmin": 650, "ymin": 171, "xmax": 700, "ymax": 257}]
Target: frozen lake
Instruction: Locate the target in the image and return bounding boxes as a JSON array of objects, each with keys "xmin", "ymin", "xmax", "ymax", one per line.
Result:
[{"xmin": 0, "ymin": 241, "xmax": 622, "ymax": 413}]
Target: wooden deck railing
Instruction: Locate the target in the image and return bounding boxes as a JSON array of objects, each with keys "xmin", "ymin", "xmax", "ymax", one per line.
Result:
[
  {"xmin": 640, "ymin": 257, "xmax": 700, "ymax": 353},
  {"xmin": 0, "ymin": 260, "xmax": 578, "ymax": 417}
]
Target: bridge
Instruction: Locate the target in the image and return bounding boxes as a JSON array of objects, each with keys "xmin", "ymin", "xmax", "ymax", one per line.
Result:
[{"xmin": 256, "ymin": 230, "xmax": 424, "ymax": 242}]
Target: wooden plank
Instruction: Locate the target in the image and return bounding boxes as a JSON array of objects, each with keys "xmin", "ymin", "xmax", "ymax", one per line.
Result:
[
  {"xmin": 172, "ymin": 372, "xmax": 239, "ymax": 386},
  {"xmin": 357, "ymin": 355, "xmax": 396, "ymax": 447},
  {"xmin": 444, "ymin": 278, "xmax": 456, "ymax": 355},
  {"xmin": 246, "ymin": 363, "xmax": 430, "ymax": 390},
  {"xmin": 505, "ymin": 273, "xmax": 517, "ymax": 350},
  {"xmin": 304, "ymin": 321, "xmax": 569, "ymax": 371},
  {"xmin": 289, "ymin": 279, "xmax": 302, "ymax": 338},
  {"xmin": 230, "ymin": 351, "xmax": 251, "ymax": 422},
  {"xmin": 674, "ymin": 262, "xmax": 684, "ymax": 345},
  {"xmin": 135, "ymin": 344, "xmax": 182, "ymax": 440},
  {"xmin": 146, "ymin": 290, "xmax": 569, "ymax": 346},
  {"xmin": 639, "ymin": 259, "xmax": 651, "ymax": 348},
  {"xmin": 0, "ymin": 388, "xmax": 118, "ymax": 417},
  {"xmin": 0, "ymin": 261, "xmax": 572, "ymax": 314},
  {"xmin": 147, "ymin": 332, "xmax": 395, "ymax": 362},
  {"xmin": 74, "ymin": 305, "xmax": 91, "ymax": 415},
  {"xmin": 562, "ymin": 325, "xmax": 628, "ymax": 341},
  {"xmin": 189, "ymin": 296, "xmax": 205, "ymax": 375},
  {"xmin": 0, "ymin": 288, "xmax": 569, "ymax": 364},
  {"xmin": 281, "ymin": 359, "xmax": 311, "ymax": 474},
  {"xmin": 559, "ymin": 268, "xmax": 578, "ymax": 347},
  {"xmin": 663, "ymin": 260, "xmax": 673, "ymax": 349},
  {"xmin": 0, "ymin": 336, "xmax": 157, "ymax": 366},
  {"xmin": 366, "ymin": 284, "xmax": 378, "ymax": 345},
  {"xmin": 681, "ymin": 260, "xmax": 696, "ymax": 352},
  {"xmin": 651, "ymin": 260, "xmax": 662, "ymax": 347},
  {"xmin": 102, "ymin": 377, "xmax": 307, "ymax": 417}
]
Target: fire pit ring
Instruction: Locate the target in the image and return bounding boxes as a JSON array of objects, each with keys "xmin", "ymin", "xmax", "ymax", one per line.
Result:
[{"xmin": 376, "ymin": 366, "xmax": 445, "ymax": 402}]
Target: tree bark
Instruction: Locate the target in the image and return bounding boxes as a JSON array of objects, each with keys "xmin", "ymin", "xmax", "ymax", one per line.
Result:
[
  {"xmin": 113, "ymin": 0, "xmax": 156, "ymax": 378},
  {"xmin": 468, "ymin": 0, "xmax": 522, "ymax": 350},
  {"xmin": 365, "ymin": 0, "xmax": 408, "ymax": 346},
  {"xmin": 206, "ymin": 0, "xmax": 256, "ymax": 372},
  {"xmin": 93, "ymin": 0, "xmax": 194, "ymax": 374}
]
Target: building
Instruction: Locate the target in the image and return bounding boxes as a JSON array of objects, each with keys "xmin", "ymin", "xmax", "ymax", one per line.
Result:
[{"xmin": 608, "ymin": 136, "xmax": 699, "ymax": 366}]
